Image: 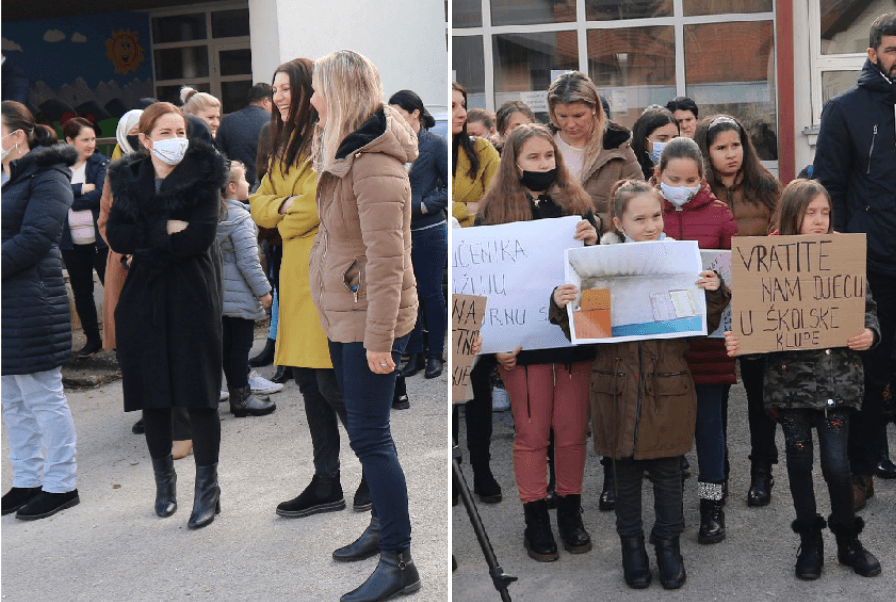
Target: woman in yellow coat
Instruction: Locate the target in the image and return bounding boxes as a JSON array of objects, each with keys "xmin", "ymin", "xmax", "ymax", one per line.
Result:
[
  {"xmin": 451, "ymin": 82, "xmax": 500, "ymax": 227},
  {"xmin": 250, "ymin": 58, "xmax": 369, "ymax": 518}
]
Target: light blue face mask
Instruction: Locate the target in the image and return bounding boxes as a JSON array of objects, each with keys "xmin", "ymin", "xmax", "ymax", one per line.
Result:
[{"xmin": 648, "ymin": 140, "xmax": 666, "ymax": 165}]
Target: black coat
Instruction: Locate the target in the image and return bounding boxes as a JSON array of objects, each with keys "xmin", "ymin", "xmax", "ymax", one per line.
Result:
[
  {"xmin": 215, "ymin": 104, "xmax": 270, "ymax": 186},
  {"xmin": 60, "ymin": 151, "xmax": 109, "ymax": 250},
  {"xmin": 814, "ymin": 59, "xmax": 896, "ymax": 277},
  {"xmin": 1, "ymin": 143, "xmax": 77, "ymax": 375},
  {"xmin": 105, "ymin": 141, "xmax": 227, "ymax": 411}
]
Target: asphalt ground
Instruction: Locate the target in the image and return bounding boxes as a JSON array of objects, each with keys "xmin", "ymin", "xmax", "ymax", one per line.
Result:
[
  {"xmin": 453, "ymin": 382, "xmax": 896, "ymax": 602},
  {"xmin": 1, "ymin": 334, "xmax": 449, "ymax": 601}
]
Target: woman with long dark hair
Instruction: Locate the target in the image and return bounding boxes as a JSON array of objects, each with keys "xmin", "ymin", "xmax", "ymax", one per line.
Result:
[
  {"xmin": 250, "ymin": 58, "xmax": 370, "ymax": 518},
  {"xmin": 389, "ymin": 89, "xmax": 449, "ymax": 381},
  {"xmin": 451, "ymin": 82, "xmax": 500, "ymax": 227},
  {"xmin": 631, "ymin": 105, "xmax": 679, "ymax": 181},
  {"xmin": 105, "ymin": 102, "xmax": 227, "ymax": 529}
]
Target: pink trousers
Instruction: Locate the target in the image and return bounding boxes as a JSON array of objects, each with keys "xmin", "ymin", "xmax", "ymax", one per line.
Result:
[{"xmin": 503, "ymin": 361, "xmax": 590, "ymax": 503}]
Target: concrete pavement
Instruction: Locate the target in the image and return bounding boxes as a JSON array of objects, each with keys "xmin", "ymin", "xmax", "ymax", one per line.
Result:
[{"xmin": 1, "ymin": 335, "xmax": 449, "ymax": 602}]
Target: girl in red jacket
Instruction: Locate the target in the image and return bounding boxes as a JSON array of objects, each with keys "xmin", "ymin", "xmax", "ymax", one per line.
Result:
[{"xmin": 653, "ymin": 137, "xmax": 737, "ymax": 543}]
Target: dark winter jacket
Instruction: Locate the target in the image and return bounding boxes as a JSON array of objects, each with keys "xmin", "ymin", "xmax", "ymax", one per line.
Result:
[
  {"xmin": 217, "ymin": 199, "xmax": 270, "ymax": 320},
  {"xmin": 763, "ymin": 287, "xmax": 879, "ymax": 416},
  {"xmin": 813, "ymin": 59, "xmax": 896, "ymax": 277},
  {"xmin": 215, "ymin": 104, "xmax": 270, "ymax": 186},
  {"xmin": 409, "ymin": 128, "xmax": 449, "ymax": 230},
  {"xmin": 661, "ymin": 180, "xmax": 738, "ymax": 385},
  {"xmin": 60, "ymin": 150, "xmax": 109, "ymax": 250},
  {"xmin": 550, "ymin": 235, "xmax": 730, "ymax": 459},
  {"xmin": 1, "ymin": 143, "xmax": 77, "ymax": 375},
  {"xmin": 105, "ymin": 141, "xmax": 227, "ymax": 411}
]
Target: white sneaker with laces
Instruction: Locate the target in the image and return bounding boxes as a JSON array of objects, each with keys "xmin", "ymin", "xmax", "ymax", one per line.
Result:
[
  {"xmin": 248, "ymin": 370, "xmax": 284, "ymax": 395},
  {"xmin": 220, "ymin": 389, "xmax": 229, "ymax": 402}
]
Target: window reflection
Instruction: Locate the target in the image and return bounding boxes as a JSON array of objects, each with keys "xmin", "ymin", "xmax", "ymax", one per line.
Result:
[
  {"xmin": 585, "ymin": 0, "xmax": 672, "ymax": 21},
  {"xmin": 491, "ymin": 0, "xmax": 576, "ymax": 26},
  {"xmin": 820, "ymin": 0, "xmax": 887, "ymax": 55},
  {"xmin": 683, "ymin": 0, "xmax": 772, "ymax": 16},
  {"xmin": 454, "ymin": 36, "xmax": 486, "ymax": 108}
]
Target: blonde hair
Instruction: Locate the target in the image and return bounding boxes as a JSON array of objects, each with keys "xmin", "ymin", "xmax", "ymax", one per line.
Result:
[
  {"xmin": 312, "ymin": 50, "xmax": 383, "ymax": 171},
  {"xmin": 180, "ymin": 86, "xmax": 221, "ymax": 116},
  {"xmin": 547, "ymin": 71, "xmax": 606, "ymax": 170}
]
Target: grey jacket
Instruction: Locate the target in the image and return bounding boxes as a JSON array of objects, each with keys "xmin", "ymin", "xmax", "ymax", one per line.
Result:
[{"xmin": 216, "ymin": 199, "xmax": 270, "ymax": 320}]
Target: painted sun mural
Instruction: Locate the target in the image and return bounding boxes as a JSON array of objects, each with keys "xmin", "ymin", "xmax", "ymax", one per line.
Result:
[{"xmin": 105, "ymin": 28, "xmax": 145, "ymax": 75}]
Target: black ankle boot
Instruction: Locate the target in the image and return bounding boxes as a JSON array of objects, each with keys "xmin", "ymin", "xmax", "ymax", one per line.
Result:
[
  {"xmin": 599, "ymin": 463, "xmax": 615, "ymax": 511},
  {"xmin": 792, "ymin": 516, "xmax": 825, "ymax": 580},
  {"xmin": 333, "ymin": 516, "xmax": 380, "ymax": 562},
  {"xmin": 424, "ymin": 356, "xmax": 443, "ymax": 379},
  {"xmin": 249, "ymin": 338, "xmax": 276, "ymax": 367},
  {"xmin": 277, "ymin": 473, "xmax": 345, "ymax": 517},
  {"xmin": 523, "ymin": 499, "xmax": 559, "ymax": 561},
  {"xmin": 557, "ymin": 494, "xmax": 592, "ymax": 553},
  {"xmin": 620, "ymin": 534, "xmax": 651, "ymax": 589},
  {"xmin": 829, "ymin": 515, "xmax": 881, "ymax": 577},
  {"xmin": 229, "ymin": 385, "xmax": 276, "ymax": 417},
  {"xmin": 187, "ymin": 463, "xmax": 220, "ymax": 529},
  {"xmin": 152, "ymin": 455, "xmax": 177, "ymax": 517},
  {"xmin": 654, "ymin": 536, "xmax": 686, "ymax": 589},
  {"xmin": 1, "ymin": 487, "xmax": 42, "ymax": 515},
  {"xmin": 747, "ymin": 462, "xmax": 774, "ymax": 507},
  {"xmin": 340, "ymin": 547, "xmax": 421, "ymax": 602},
  {"xmin": 472, "ymin": 464, "xmax": 502, "ymax": 503},
  {"xmin": 77, "ymin": 337, "xmax": 102, "ymax": 358},
  {"xmin": 354, "ymin": 473, "xmax": 372, "ymax": 511},
  {"xmin": 391, "ymin": 375, "xmax": 410, "ymax": 410},
  {"xmin": 399, "ymin": 353, "xmax": 425, "ymax": 378},
  {"xmin": 698, "ymin": 486, "xmax": 726, "ymax": 544},
  {"xmin": 271, "ymin": 365, "xmax": 292, "ymax": 384}
]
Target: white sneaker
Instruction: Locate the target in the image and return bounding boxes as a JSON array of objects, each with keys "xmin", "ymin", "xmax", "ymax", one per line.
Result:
[
  {"xmin": 248, "ymin": 370, "xmax": 284, "ymax": 395},
  {"xmin": 220, "ymin": 389, "xmax": 229, "ymax": 402},
  {"xmin": 492, "ymin": 386, "xmax": 511, "ymax": 412}
]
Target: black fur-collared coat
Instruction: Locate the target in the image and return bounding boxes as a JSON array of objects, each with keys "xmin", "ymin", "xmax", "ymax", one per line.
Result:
[{"xmin": 105, "ymin": 141, "xmax": 227, "ymax": 411}]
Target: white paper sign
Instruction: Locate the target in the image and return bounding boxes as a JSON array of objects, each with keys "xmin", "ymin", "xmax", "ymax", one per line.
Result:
[
  {"xmin": 701, "ymin": 250, "xmax": 732, "ymax": 338},
  {"xmin": 564, "ymin": 240, "xmax": 708, "ymax": 344},
  {"xmin": 452, "ymin": 216, "xmax": 582, "ymax": 354},
  {"xmin": 519, "ymin": 90, "xmax": 548, "ymax": 114}
]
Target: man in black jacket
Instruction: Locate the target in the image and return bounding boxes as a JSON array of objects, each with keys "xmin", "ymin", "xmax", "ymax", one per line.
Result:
[
  {"xmin": 215, "ymin": 83, "xmax": 272, "ymax": 186},
  {"xmin": 813, "ymin": 12, "xmax": 896, "ymax": 510}
]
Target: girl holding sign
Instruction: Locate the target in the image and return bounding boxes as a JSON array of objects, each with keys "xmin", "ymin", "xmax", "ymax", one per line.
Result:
[
  {"xmin": 725, "ymin": 179, "xmax": 880, "ymax": 580},
  {"xmin": 477, "ymin": 123, "xmax": 598, "ymax": 562},
  {"xmin": 551, "ymin": 180, "xmax": 730, "ymax": 589}
]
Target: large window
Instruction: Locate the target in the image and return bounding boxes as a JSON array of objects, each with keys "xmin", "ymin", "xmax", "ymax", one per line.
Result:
[
  {"xmin": 150, "ymin": 2, "xmax": 252, "ymax": 115},
  {"xmin": 453, "ymin": 0, "xmax": 779, "ymax": 161}
]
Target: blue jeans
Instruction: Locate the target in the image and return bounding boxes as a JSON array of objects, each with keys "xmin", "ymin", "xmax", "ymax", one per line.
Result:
[
  {"xmin": 329, "ymin": 334, "xmax": 411, "ymax": 551},
  {"xmin": 406, "ymin": 223, "xmax": 447, "ymax": 357},
  {"xmin": 1, "ymin": 367, "xmax": 77, "ymax": 492},
  {"xmin": 695, "ymin": 384, "xmax": 726, "ymax": 484}
]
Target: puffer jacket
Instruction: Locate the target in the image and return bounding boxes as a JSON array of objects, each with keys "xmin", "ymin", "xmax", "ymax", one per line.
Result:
[
  {"xmin": 2, "ymin": 143, "xmax": 77, "ymax": 375},
  {"xmin": 309, "ymin": 105, "xmax": 419, "ymax": 353},
  {"xmin": 217, "ymin": 199, "xmax": 270, "ymax": 320},
  {"xmin": 568, "ymin": 121, "xmax": 643, "ymax": 233},
  {"xmin": 763, "ymin": 286, "xmax": 879, "ymax": 416},
  {"xmin": 661, "ymin": 180, "xmax": 738, "ymax": 385},
  {"xmin": 708, "ymin": 173, "xmax": 777, "ymax": 237},
  {"xmin": 60, "ymin": 150, "xmax": 109, "ymax": 250},
  {"xmin": 549, "ymin": 234, "xmax": 731, "ymax": 459},
  {"xmin": 814, "ymin": 58, "xmax": 896, "ymax": 277}
]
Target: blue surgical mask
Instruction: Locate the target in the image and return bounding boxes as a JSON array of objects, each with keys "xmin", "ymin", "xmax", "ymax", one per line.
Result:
[
  {"xmin": 648, "ymin": 141, "xmax": 666, "ymax": 165},
  {"xmin": 660, "ymin": 181, "xmax": 700, "ymax": 208}
]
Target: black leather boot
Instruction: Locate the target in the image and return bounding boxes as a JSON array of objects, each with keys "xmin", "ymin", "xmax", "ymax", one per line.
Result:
[
  {"xmin": 1, "ymin": 487, "xmax": 42, "ymax": 515},
  {"xmin": 152, "ymin": 455, "xmax": 177, "ymax": 517},
  {"xmin": 399, "ymin": 353, "xmax": 425, "ymax": 378},
  {"xmin": 271, "ymin": 365, "xmax": 292, "ymax": 384},
  {"xmin": 523, "ymin": 499, "xmax": 559, "ymax": 561},
  {"xmin": 792, "ymin": 516, "xmax": 825, "ymax": 580},
  {"xmin": 556, "ymin": 494, "xmax": 592, "ymax": 553},
  {"xmin": 333, "ymin": 516, "xmax": 380, "ymax": 562},
  {"xmin": 829, "ymin": 515, "xmax": 881, "ymax": 577},
  {"xmin": 698, "ymin": 484, "xmax": 726, "ymax": 544},
  {"xmin": 599, "ymin": 462, "xmax": 615, "ymax": 511},
  {"xmin": 229, "ymin": 384, "xmax": 276, "ymax": 417},
  {"xmin": 472, "ymin": 464, "xmax": 502, "ymax": 504},
  {"xmin": 653, "ymin": 536, "xmax": 686, "ymax": 589},
  {"xmin": 620, "ymin": 534, "xmax": 651, "ymax": 589},
  {"xmin": 354, "ymin": 473, "xmax": 372, "ymax": 512},
  {"xmin": 340, "ymin": 547, "xmax": 421, "ymax": 602},
  {"xmin": 747, "ymin": 461, "xmax": 773, "ymax": 507},
  {"xmin": 249, "ymin": 338, "xmax": 276, "ymax": 367},
  {"xmin": 187, "ymin": 463, "xmax": 220, "ymax": 529},
  {"xmin": 277, "ymin": 473, "xmax": 345, "ymax": 517},
  {"xmin": 424, "ymin": 356, "xmax": 443, "ymax": 379}
]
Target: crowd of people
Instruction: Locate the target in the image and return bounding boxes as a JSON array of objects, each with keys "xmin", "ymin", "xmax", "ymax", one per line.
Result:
[
  {"xmin": 452, "ymin": 11, "xmax": 895, "ymax": 590},
  {"xmin": 2, "ymin": 48, "xmax": 448, "ymax": 602}
]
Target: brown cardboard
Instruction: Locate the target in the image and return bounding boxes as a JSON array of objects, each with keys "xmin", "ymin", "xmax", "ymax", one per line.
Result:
[
  {"xmin": 730, "ymin": 234, "xmax": 866, "ymax": 354},
  {"xmin": 452, "ymin": 294, "xmax": 487, "ymax": 403}
]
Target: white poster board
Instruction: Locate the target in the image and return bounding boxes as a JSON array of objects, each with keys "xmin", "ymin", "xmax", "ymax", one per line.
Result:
[
  {"xmin": 452, "ymin": 216, "xmax": 582, "ymax": 354},
  {"xmin": 701, "ymin": 250, "xmax": 731, "ymax": 339},
  {"xmin": 564, "ymin": 240, "xmax": 708, "ymax": 344}
]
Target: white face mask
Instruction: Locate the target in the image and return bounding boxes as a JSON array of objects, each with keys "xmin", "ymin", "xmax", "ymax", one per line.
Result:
[
  {"xmin": 660, "ymin": 181, "xmax": 700, "ymax": 208},
  {"xmin": 148, "ymin": 136, "xmax": 189, "ymax": 166},
  {"xmin": 1, "ymin": 130, "xmax": 21, "ymax": 161}
]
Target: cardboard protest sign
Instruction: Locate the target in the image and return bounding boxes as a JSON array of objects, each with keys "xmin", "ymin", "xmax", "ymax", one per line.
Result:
[
  {"xmin": 452, "ymin": 216, "xmax": 582, "ymax": 354},
  {"xmin": 565, "ymin": 240, "xmax": 707, "ymax": 344},
  {"xmin": 452, "ymin": 295, "xmax": 486, "ymax": 403},
  {"xmin": 701, "ymin": 250, "xmax": 732, "ymax": 339},
  {"xmin": 730, "ymin": 234, "xmax": 866, "ymax": 354}
]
